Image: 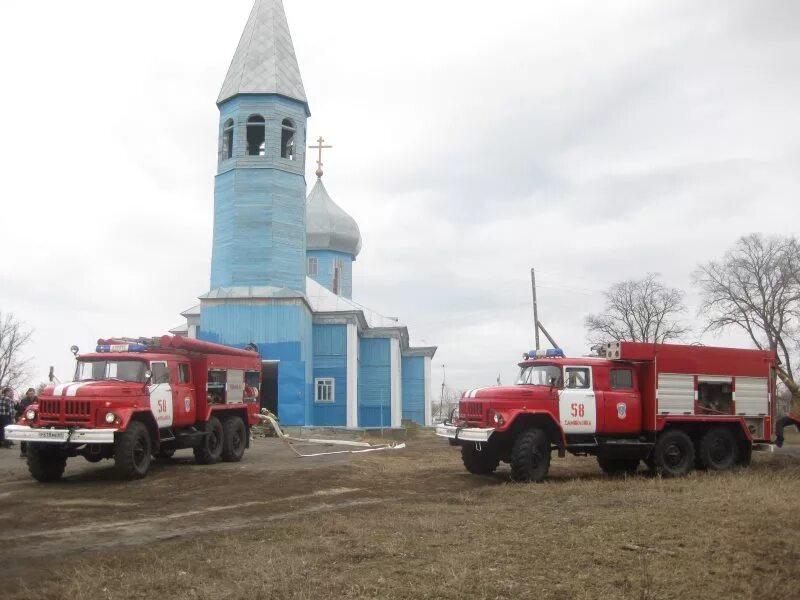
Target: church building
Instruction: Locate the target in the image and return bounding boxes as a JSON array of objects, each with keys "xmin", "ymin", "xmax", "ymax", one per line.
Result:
[{"xmin": 171, "ymin": 0, "xmax": 436, "ymax": 428}]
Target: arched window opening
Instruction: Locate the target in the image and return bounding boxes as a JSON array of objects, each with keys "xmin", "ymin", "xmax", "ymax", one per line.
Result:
[
  {"xmin": 247, "ymin": 115, "xmax": 266, "ymax": 156},
  {"xmin": 332, "ymin": 257, "xmax": 343, "ymax": 295},
  {"xmin": 281, "ymin": 118, "xmax": 296, "ymax": 160},
  {"xmin": 222, "ymin": 118, "xmax": 234, "ymax": 160}
]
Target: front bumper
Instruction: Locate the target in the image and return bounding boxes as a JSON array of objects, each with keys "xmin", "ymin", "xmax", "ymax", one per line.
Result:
[
  {"xmin": 4, "ymin": 424, "xmax": 116, "ymax": 445},
  {"xmin": 435, "ymin": 423, "xmax": 495, "ymax": 442}
]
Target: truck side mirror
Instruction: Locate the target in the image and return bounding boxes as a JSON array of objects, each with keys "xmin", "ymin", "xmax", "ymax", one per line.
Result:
[
  {"xmin": 48, "ymin": 366, "xmax": 55, "ymax": 382},
  {"xmin": 144, "ymin": 370, "xmax": 152, "ymax": 382}
]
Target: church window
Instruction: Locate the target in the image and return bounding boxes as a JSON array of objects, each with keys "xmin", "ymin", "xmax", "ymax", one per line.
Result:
[
  {"xmin": 315, "ymin": 378, "xmax": 335, "ymax": 403},
  {"xmin": 307, "ymin": 257, "xmax": 318, "ymax": 277},
  {"xmin": 247, "ymin": 115, "xmax": 266, "ymax": 156},
  {"xmin": 281, "ymin": 118, "xmax": 296, "ymax": 160},
  {"xmin": 332, "ymin": 257, "xmax": 343, "ymax": 295},
  {"xmin": 222, "ymin": 119, "xmax": 234, "ymax": 160}
]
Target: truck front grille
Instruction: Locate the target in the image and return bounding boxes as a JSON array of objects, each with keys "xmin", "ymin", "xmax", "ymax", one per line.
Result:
[
  {"xmin": 39, "ymin": 399, "xmax": 92, "ymax": 424},
  {"xmin": 460, "ymin": 401, "xmax": 484, "ymax": 423}
]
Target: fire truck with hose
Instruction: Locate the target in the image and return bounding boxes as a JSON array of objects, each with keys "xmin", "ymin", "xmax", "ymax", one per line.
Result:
[
  {"xmin": 436, "ymin": 342, "xmax": 777, "ymax": 481},
  {"xmin": 5, "ymin": 336, "xmax": 262, "ymax": 482}
]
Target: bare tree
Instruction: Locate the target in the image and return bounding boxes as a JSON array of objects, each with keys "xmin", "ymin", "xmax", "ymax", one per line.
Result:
[
  {"xmin": 433, "ymin": 386, "xmax": 464, "ymax": 422},
  {"xmin": 0, "ymin": 312, "xmax": 33, "ymax": 390},
  {"xmin": 584, "ymin": 273, "xmax": 690, "ymax": 345},
  {"xmin": 693, "ymin": 233, "xmax": 800, "ymax": 443}
]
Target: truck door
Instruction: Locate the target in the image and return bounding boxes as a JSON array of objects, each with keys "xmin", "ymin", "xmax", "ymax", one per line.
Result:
[
  {"xmin": 149, "ymin": 361, "xmax": 174, "ymax": 428},
  {"xmin": 172, "ymin": 361, "xmax": 195, "ymax": 426},
  {"xmin": 602, "ymin": 367, "xmax": 641, "ymax": 434},
  {"xmin": 558, "ymin": 366, "xmax": 597, "ymax": 434}
]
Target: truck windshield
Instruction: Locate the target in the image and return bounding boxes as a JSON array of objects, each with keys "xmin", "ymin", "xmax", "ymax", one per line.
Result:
[
  {"xmin": 517, "ymin": 365, "xmax": 562, "ymax": 387},
  {"xmin": 74, "ymin": 360, "xmax": 147, "ymax": 383}
]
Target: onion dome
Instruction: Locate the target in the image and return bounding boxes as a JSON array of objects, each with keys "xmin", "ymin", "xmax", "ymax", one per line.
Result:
[{"xmin": 306, "ymin": 178, "xmax": 362, "ymax": 257}]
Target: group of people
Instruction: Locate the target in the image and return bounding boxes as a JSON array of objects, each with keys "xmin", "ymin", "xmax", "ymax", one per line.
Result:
[{"xmin": 0, "ymin": 387, "xmax": 37, "ymax": 456}]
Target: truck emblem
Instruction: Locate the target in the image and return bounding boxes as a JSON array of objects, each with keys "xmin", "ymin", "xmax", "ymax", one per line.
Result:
[
  {"xmin": 617, "ymin": 403, "xmax": 627, "ymax": 419},
  {"xmin": 184, "ymin": 397, "xmax": 191, "ymax": 412}
]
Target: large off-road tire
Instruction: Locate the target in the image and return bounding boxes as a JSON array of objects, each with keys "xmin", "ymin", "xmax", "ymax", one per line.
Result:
[
  {"xmin": 461, "ymin": 443, "xmax": 500, "ymax": 475},
  {"xmin": 114, "ymin": 420, "xmax": 152, "ymax": 480},
  {"xmin": 653, "ymin": 429, "xmax": 694, "ymax": 477},
  {"xmin": 221, "ymin": 416, "xmax": 247, "ymax": 462},
  {"xmin": 27, "ymin": 444, "xmax": 67, "ymax": 483},
  {"xmin": 699, "ymin": 427, "xmax": 739, "ymax": 471},
  {"xmin": 193, "ymin": 416, "xmax": 224, "ymax": 465},
  {"xmin": 597, "ymin": 456, "xmax": 640, "ymax": 476},
  {"xmin": 510, "ymin": 428, "xmax": 551, "ymax": 482}
]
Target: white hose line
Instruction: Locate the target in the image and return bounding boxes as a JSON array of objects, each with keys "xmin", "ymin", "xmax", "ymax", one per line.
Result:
[{"xmin": 255, "ymin": 414, "xmax": 405, "ymax": 457}]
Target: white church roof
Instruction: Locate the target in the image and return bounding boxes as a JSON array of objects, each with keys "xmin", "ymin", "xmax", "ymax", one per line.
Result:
[
  {"xmin": 306, "ymin": 178, "xmax": 362, "ymax": 257},
  {"xmin": 306, "ymin": 277, "xmax": 402, "ymax": 329},
  {"xmin": 217, "ymin": 0, "xmax": 308, "ymax": 108}
]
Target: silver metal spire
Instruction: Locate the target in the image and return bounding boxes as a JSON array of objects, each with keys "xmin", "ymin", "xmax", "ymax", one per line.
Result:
[{"xmin": 217, "ymin": 0, "xmax": 308, "ymax": 107}]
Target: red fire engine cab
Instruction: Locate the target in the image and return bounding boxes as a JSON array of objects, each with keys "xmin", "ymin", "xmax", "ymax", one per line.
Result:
[
  {"xmin": 5, "ymin": 336, "xmax": 262, "ymax": 482},
  {"xmin": 436, "ymin": 342, "xmax": 776, "ymax": 481}
]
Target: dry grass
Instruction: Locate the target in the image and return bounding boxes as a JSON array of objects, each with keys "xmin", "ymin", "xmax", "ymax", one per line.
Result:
[{"xmin": 5, "ymin": 434, "xmax": 800, "ymax": 600}]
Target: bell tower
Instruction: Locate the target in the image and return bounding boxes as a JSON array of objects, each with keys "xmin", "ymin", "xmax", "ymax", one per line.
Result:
[
  {"xmin": 200, "ymin": 0, "xmax": 314, "ymax": 426},
  {"xmin": 209, "ymin": 0, "xmax": 310, "ymax": 290}
]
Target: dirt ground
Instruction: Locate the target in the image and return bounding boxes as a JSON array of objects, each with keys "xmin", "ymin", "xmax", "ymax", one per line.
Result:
[{"xmin": 1, "ymin": 429, "xmax": 800, "ymax": 600}]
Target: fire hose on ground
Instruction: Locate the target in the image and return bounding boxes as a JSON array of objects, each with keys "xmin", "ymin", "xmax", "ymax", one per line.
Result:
[{"xmin": 254, "ymin": 411, "xmax": 405, "ymax": 457}]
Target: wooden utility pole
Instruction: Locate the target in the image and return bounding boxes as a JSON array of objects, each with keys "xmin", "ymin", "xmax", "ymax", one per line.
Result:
[
  {"xmin": 530, "ymin": 267, "xmax": 561, "ymax": 350},
  {"xmin": 531, "ymin": 268, "xmax": 540, "ymax": 350},
  {"xmin": 439, "ymin": 364, "xmax": 446, "ymax": 420}
]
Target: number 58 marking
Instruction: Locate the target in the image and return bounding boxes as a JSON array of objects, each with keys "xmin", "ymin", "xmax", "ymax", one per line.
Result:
[{"xmin": 570, "ymin": 403, "xmax": 585, "ymax": 418}]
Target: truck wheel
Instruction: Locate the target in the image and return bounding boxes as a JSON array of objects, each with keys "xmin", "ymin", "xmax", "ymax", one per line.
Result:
[
  {"xmin": 221, "ymin": 416, "xmax": 247, "ymax": 462},
  {"xmin": 653, "ymin": 429, "xmax": 694, "ymax": 477},
  {"xmin": 27, "ymin": 445, "xmax": 67, "ymax": 483},
  {"xmin": 461, "ymin": 443, "xmax": 500, "ymax": 475},
  {"xmin": 194, "ymin": 416, "xmax": 224, "ymax": 465},
  {"xmin": 597, "ymin": 456, "xmax": 640, "ymax": 476},
  {"xmin": 114, "ymin": 421, "xmax": 152, "ymax": 479},
  {"xmin": 699, "ymin": 427, "xmax": 739, "ymax": 471},
  {"xmin": 510, "ymin": 428, "xmax": 551, "ymax": 482}
]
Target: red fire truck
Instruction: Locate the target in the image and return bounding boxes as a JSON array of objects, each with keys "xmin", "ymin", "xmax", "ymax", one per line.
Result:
[
  {"xmin": 436, "ymin": 342, "xmax": 776, "ymax": 481},
  {"xmin": 5, "ymin": 336, "xmax": 262, "ymax": 482}
]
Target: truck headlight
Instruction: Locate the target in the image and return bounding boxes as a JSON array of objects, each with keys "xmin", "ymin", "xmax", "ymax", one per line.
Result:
[
  {"xmin": 490, "ymin": 411, "xmax": 505, "ymax": 425},
  {"xmin": 104, "ymin": 412, "xmax": 117, "ymax": 424},
  {"xmin": 25, "ymin": 408, "xmax": 36, "ymax": 421}
]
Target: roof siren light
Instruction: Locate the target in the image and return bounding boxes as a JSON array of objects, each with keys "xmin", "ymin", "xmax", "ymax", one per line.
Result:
[
  {"xmin": 95, "ymin": 343, "xmax": 148, "ymax": 353},
  {"xmin": 523, "ymin": 348, "xmax": 566, "ymax": 360}
]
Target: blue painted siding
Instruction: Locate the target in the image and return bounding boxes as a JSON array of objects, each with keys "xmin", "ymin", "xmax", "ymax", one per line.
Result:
[
  {"xmin": 402, "ymin": 356, "xmax": 425, "ymax": 425},
  {"xmin": 210, "ymin": 94, "xmax": 308, "ymax": 292},
  {"xmin": 358, "ymin": 338, "xmax": 391, "ymax": 427},
  {"xmin": 312, "ymin": 324, "xmax": 347, "ymax": 426},
  {"xmin": 307, "ymin": 250, "xmax": 354, "ymax": 299},
  {"xmin": 198, "ymin": 300, "xmax": 313, "ymax": 426}
]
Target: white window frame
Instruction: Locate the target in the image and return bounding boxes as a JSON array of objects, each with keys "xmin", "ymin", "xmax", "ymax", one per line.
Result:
[
  {"xmin": 308, "ymin": 256, "xmax": 318, "ymax": 277},
  {"xmin": 315, "ymin": 377, "xmax": 335, "ymax": 404}
]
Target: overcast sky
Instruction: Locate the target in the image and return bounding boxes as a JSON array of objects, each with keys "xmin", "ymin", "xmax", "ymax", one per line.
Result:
[{"xmin": 1, "ymin": 0, "xmax": 798, "ymax": 394}]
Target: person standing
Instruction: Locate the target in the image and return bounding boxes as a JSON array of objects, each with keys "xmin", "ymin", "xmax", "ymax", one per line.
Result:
[
  {"xmin": 0, "ymin": 388, "xmax": 15, "ymax": 449},
  {"xmin": 18, "ymin": 388, "xmax": 36, "ymax": 457}
]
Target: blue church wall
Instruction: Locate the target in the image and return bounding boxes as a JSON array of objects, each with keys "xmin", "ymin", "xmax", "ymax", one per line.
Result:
[
  {"xmin": 358, "ymin": 338, "xmax": 391, "ymax": 427},
  {"xmin": 401, "ymin": 356, "xmax": 425, "ymax": 425},
  {"xmin": 307, "ymin": 250, "xmax": 353, "ymax": 298},
  {"xmin": 210, "ymin": 94, "xmax": 308, "ymax": 292},
  {"xmin": 210, "ymin": 168, "xmax": 307, "ymax": 291},
  {"xmin": 312, "ymin": 324, "xmax": 347, "ymax": 426},
  {"xmin": 199, "ymin": 299, "xmax": 313, "ymax": 426}
]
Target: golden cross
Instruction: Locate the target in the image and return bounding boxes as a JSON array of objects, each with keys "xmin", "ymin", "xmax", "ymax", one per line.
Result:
[{"xmin": 309, "ymin": 136, "xmax": 332, "ymax": 177}]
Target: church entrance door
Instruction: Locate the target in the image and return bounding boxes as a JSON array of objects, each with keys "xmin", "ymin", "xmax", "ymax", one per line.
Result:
[{"xmin": 260, "ymin": 361, "xmax": 279, "ymax": 415}]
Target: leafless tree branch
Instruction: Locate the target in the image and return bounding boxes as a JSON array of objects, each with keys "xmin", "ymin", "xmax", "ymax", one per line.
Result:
[{"xmin": 584, "ymin": 273, "xmax": 691, "ymax": 346}]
